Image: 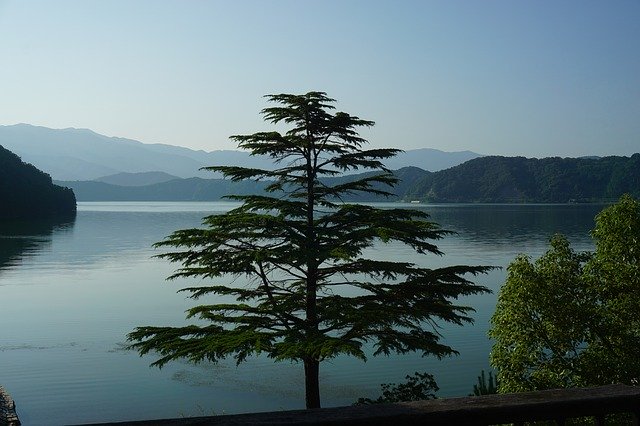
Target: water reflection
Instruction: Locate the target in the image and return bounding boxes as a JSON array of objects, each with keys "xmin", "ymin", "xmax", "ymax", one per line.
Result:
[
  {"xmin": 420, "ymin": 204, "xmax": 603, "ymax": 243},
  {"xmin": 0, "ymin": 202, "xmax": 608, "ymax": 424},
  {"xmin": 0, "ymin": 217, "xmax": 76, "ymax": 273}
]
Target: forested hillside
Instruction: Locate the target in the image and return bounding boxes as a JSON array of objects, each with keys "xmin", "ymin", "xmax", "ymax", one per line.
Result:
[
  {"xmin": 0, "ymin": 145, "xmax": 76, "ymax": 219},
  {"xmin": 405, "ymin": 155, "xmax": 640, "ymax": 202}
]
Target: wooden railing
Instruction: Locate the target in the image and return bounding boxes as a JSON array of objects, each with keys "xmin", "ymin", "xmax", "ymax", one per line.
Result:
[
  {"xmin": 79, "ymin": 384, "xmax": 639, "ymax": 425},
  {"xmin": 1, "ymin": 383, "xmax": 636, "ymax": 425}
]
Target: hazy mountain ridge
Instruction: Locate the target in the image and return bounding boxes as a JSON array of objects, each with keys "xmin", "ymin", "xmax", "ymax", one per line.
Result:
[
  {"xmin": 0, "ymin": 124, "xmax": 482, "ymax": 181},
  {"xmin": 57, "ymin": 155, "xmax": 640, "ymax": 203},
  {"xmin": 10, "ymin": 123, "xmax": 634, "ymax": 204},
  {"xmin": 383, "ymin": 149, "xmax": 480, "ymax": 172},
  {"xmin": 94, "ymin": 171, "xmax": 181, "ymax": 186},
  {"xmin": 56, "ymin": 177, "xmax": 268, "ymax": 201},
  {"xmin": 0, "ymin": 124, "xmax": 209, "ymax": 180}
]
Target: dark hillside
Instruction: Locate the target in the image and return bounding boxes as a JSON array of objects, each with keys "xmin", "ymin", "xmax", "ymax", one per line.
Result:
[{"xmin": 0, "ymin": 145, "xmax": 76, "ymax": 219}]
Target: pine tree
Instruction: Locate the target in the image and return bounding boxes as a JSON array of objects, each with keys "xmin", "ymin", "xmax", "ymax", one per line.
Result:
[{"xmin": 128, "ymin": 92, "xmax": 491, "ymax": 409}]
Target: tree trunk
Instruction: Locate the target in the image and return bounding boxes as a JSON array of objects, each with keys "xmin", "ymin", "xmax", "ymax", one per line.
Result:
[
  {"xmin": 302, "ymin": 119, "xmax": 321, "ymax": 409},
  {"xmin": 304, "ymin": 358, "xmax": 321, "ymax": 409}
]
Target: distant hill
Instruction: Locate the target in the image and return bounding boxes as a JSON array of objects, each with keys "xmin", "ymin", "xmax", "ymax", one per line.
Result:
[
  {"xmin": 58, "ymin": 155, "xmax": 640, "ymax": 203},
  {"xmin": 94, "ymin": 171, "xmax": 181, "ymax": 186},
  {"xmin": 403, "ymin": 155, "xmax": 640, "ymax": 203},
  {"xmin": 0, "ymin": 145, "xmax": 76, "ymax": 219},
  {"xmin": 56, "ymin": 177, "xmax": 269, "ymax": 201},
  {"xmin": 0, "ymin": 124, "xmax": 481, "ymax": 181},
  {"xmin": 0, "ymin": 124, "xmax": 212, "ymax": 180},
  {"xmin": 384, "ymin": 149, "xmax": 481, "ymax": 172}
]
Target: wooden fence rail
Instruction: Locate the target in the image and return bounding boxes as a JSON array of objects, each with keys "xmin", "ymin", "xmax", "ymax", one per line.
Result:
[{"xmin": 83, "ymin": 384, "xmax": 640, "ymax": 425}]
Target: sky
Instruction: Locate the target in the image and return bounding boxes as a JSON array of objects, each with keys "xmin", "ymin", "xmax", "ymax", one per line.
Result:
[{"xmin": 0, "ymin": 0, "xmax": 638, "ymax": 157}]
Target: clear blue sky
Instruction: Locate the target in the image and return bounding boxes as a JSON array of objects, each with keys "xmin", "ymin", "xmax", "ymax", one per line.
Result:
[{"xmin": 1, "ymin": 0, "xmax": 638, "ymax": 157}]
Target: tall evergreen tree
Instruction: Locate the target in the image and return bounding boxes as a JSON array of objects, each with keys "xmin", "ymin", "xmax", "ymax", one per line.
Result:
[{"xmin": 128, "ymin": 92, "xmax": 490, "ymax": 408}]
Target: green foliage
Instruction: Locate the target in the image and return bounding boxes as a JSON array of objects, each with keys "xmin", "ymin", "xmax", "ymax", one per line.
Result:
[
  {"xmin": 489, "ymin": 235, "xmax": 593, "ymax": 392},
  {"xmin": 584, "ymin": 194, "xmax": 640, "ymax": 385},
  {"xmin": 0, "ymin": 145, "xmax": 76, "ymax": 219},
  {"xmin": 128, "ymin": 92, "xmax": 491, "ymax": 408},
  {"xmin": 472, "ymin": 370, "xmax": 499, "ymax": 396},
  {"xmin": 489, "ymin": 195, "xmax": 640, "ymax": 393},
  {"xmin": 355, "ymin": 372, "xmax": 439, "ymax": 404}
]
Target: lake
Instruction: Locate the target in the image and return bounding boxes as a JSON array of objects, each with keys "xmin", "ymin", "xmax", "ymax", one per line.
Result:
[{"xmin": 0, "ymin": 202, "xmax": 605, "ymax": 425}]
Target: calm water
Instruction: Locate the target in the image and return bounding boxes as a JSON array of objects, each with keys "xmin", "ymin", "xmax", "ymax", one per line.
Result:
[{"xmin": 0, "ymin": 202, "xmax": 604, "ymax": 425}]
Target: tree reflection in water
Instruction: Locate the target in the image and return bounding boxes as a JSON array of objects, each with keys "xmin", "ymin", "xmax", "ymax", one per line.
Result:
[{"xmin": 0, "ymin": 216, "xmax": 76, "ymax": 273}]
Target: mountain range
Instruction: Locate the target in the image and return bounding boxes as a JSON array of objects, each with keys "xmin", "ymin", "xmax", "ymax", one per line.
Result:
[
  {"xmin": 55, "ymin": 155, "xmax": 640, "ymax": 203},
  {"xmin": 4, "ymin": 123, "xmax": 637, "ymax": 204},
  {"xmin": 0, "ymin": 124, "xmax": 481, "ymax": 181}
]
